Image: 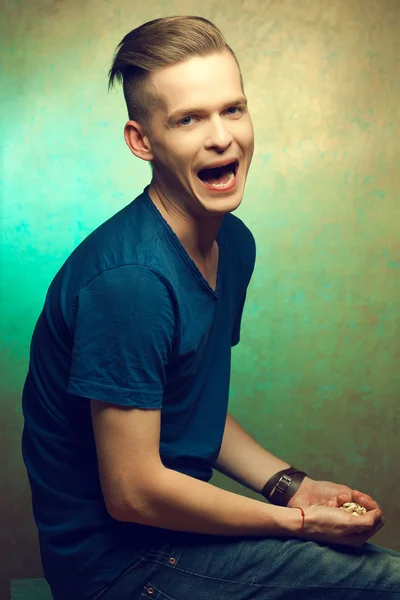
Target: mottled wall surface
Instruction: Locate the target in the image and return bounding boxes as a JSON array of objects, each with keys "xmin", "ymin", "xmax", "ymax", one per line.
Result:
[{"xmin": 1, "ymin": 0, "xmax": 399, "ymax": 596}]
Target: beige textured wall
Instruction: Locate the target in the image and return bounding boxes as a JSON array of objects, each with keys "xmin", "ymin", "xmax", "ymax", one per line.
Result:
[{"xmin": 1, "ymin": 1, "xmax": 399, "ymax": 596}]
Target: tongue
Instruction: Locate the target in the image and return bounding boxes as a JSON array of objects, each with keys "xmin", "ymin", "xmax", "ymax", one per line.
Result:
[{"xmin": 207, "ymin": 170, "xmax": 232, "ymax": 185}]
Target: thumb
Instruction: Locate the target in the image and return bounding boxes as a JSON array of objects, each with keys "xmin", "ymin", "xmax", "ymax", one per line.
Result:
[{"xmin": 334, "ymin": 492, "xmax": 353, "ymax": 507}]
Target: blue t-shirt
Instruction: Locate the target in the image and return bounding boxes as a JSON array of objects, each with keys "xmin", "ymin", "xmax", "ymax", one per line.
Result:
[{"xmin": 22, "ymin": 186, "xmax": 256, "ymax": 600}]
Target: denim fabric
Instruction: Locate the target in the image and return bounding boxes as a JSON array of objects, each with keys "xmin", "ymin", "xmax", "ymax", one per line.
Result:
[{"xmin": 90, "ymin": 530, "xmax": 400, "ymax": 600}]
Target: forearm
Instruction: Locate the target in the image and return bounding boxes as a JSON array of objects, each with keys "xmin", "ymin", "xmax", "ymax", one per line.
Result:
[
  {"xmin": 117, "ymin": 466, "xmax": 301, "ymax": 538},
  {"xmin": 214, "ymin": 412, "xmax": 291, "ymax": 493}
]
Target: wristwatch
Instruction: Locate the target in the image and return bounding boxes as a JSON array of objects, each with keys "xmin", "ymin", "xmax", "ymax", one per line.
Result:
[{"xmin": 261, "ymin": 467, "xmax": 308, "ymax": 507}]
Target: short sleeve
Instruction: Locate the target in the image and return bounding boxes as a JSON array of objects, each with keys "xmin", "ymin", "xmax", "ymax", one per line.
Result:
[
  {"xmin": 67, "ymin": 265, "xmax": 175, "ymax": 408},
  {"xmin": 231, "ymin": 292, "xmax": 247, "ymax": 347},
  {"xmin": 231, "ymin": 226, "xmax": 256, "ymax": 347}
]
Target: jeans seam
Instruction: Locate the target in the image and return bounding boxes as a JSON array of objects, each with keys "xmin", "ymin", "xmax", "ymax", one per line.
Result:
[
  {"xmin": 150, "ymin": 561, "xmax": 259, "ymax": 586},
  {"xmin": 152, "ymin": 561, "xmax": 400, "ymax": 593}
]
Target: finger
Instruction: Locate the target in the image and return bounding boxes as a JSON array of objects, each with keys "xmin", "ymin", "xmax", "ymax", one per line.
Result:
[
  {"xmin": 340, "ymin": 511, "xmax": 385, "ymax": 546},
  {"xmin": 341, "ymin": 508, "xmax": 380, "ymax": 533},
  {"xmin": 370, "ymin": 516, "xmax": 385, "ymax": 535},
  {"xmin": 342, "ymin": 515, "xmax": 384, "ymax": 546},
  {"xmin": 352, "ymin": 490, "xmax": 382, "ymax": 512},
  {"xmin": 330, "ymin": 491, "xmax": 355, "ymax": 509},
  {"xmin": 358, "ymin": 507, "xmax": 383, "ymax": 527},
  {"xmin": 353, "ymin": 516, "xmax": 385, "ymax": 541},
  {"xmin": 336, "ymin": 492, "xmax": 352, "ymax": 506}
]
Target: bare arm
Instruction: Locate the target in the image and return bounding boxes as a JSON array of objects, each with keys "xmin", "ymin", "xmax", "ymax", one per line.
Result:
[
  {"xmin": 91, "ymin": 400, "xmax": 301, "ymax": 538},
  {"xmin": 214, "ymin": 412, "xmax": 310, "ymax": 493},
  {"xmin": 91, "ymin": 400, "xmax": 383, "ymax": 547},
  {"xmin": 135, "ymin": 463, "xmax": 300, "ymax": 536}
]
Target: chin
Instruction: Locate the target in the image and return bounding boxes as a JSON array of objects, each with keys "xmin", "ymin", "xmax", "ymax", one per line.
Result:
[
  {"xmin": 194, "ymin": 178, "xmax": 246, "ymax": 216},
  {"xmin": 201, "ymin": 196, "xmax": 243, "ymax": 218},
  {"xmin": 202, "ymin": 188, "xmax": 244, "ymax": 215}
]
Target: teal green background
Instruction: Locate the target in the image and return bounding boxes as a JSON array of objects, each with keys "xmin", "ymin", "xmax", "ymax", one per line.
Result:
[{"xmin": 1, "ymin": 0, "xmax": 399, "ymax": 596}]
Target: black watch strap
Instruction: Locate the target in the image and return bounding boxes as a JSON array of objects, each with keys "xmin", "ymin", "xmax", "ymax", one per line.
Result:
[
  {"xmin": 261, "ymin": 467, "xmax": 304, "ymax": 500},
  {"xmin": 268, "ymin": 471, "xmax": 308, "ymax": 506}
]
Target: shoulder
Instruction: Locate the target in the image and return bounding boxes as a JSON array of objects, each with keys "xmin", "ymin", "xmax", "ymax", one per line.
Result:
[
  {"xmin": 72, "ymin": 264, "xmax": 176, "ymax": 349},
  {"xmin": 77, "ymin": 264, "xmax": 176, "ymax": 312},
  {"xmin": 58, "ymin": 192, "xmax": 166, "ymax": 291}
]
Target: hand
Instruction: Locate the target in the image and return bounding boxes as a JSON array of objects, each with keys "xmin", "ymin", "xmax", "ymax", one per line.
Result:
[
  {"xmin": 288, "ymin": 478, "xmax": 385, "ymax": 547},
  {"xmin": 300, "ymin": 499, "xmax": 384, "ymax": 547},
  {"xmin": 287, "ymin": 477, "xmax": 353, "ymax": 510}
]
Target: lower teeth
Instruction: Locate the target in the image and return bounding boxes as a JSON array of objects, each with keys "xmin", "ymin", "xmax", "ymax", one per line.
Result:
[{"xmin": 207, "ymin": 170, "xmax": 235, "ymax": 188}]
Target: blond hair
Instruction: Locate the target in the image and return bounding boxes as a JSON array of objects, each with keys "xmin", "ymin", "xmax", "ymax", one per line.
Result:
[{"xmin": 108, "ymin": 16, "xmax": 244, "ymax": 134}]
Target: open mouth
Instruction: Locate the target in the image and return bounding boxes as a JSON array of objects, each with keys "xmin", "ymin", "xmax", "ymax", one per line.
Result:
[{"xmin": 197, "ymin": 160, "xmax": 239, "ymax": 189}]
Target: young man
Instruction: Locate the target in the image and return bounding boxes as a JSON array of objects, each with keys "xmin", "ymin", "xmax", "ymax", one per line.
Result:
[{"xmin": 22, "ymin": 15, "xmax": 399, "ymax": 600}]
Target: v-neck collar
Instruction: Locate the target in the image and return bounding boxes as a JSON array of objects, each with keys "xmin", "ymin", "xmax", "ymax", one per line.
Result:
[{"xmin": 143, "ymin": 187, "xmax": 222, "ymax": 298}]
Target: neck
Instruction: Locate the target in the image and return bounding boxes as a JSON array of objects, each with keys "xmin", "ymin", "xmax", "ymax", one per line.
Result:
[{"xmin": 147, "ymin": 180, "xmax": 223, "ymax": 260}]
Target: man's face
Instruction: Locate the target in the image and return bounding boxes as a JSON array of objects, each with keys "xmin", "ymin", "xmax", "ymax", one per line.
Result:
[{"xmin": 146, "ymin": 51, "xmax": 255, "ymax": 217}]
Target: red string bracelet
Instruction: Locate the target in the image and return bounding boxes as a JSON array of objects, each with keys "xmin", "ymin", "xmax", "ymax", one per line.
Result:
[{"xmin": 294, "ymin": 506, "xmax": 305, "ymax": 536}]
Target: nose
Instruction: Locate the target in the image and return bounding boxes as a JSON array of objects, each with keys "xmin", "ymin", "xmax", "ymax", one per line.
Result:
[{"xmin": 204, "ymin": 117, "xmax": 233, "ymax": 151}]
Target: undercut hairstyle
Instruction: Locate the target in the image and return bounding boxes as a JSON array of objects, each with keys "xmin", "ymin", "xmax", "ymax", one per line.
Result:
[{"xmin": 108, "ymin": 15, "xmax": 244, "ymax": 136}]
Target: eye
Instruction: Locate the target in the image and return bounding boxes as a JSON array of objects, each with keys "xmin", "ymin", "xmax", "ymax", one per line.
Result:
[
  {"xmin": 226, "ymin": 107, "xmax": 240, "ymax": 115},
  {"xmin": 177, "ymin": 106, "xmax": 243, "ymax": 127},
  {"xmin": 178, "ymin": 116, "xmax": 196, "ymax": 127}
]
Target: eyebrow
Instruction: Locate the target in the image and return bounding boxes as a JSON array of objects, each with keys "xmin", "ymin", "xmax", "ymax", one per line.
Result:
[{"xmin": 164, "ymin": 96, "xmax": 247, "ymax": 125}]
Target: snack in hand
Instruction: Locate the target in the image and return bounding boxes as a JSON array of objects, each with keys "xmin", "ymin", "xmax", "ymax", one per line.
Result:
[{"xmin": 339, "ymin": 502, "xmax": 367, "ymax": 517}]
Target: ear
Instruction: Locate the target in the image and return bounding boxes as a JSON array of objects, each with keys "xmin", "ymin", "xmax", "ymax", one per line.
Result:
[{"xmin": 124, "ymin": 120, "xmax": 154, "ymax": 162}]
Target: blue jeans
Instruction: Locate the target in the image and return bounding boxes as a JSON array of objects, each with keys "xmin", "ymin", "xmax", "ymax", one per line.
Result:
[{"xmin": 92, "ymin": 530, "xmax": 400, "ymax": 599}]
